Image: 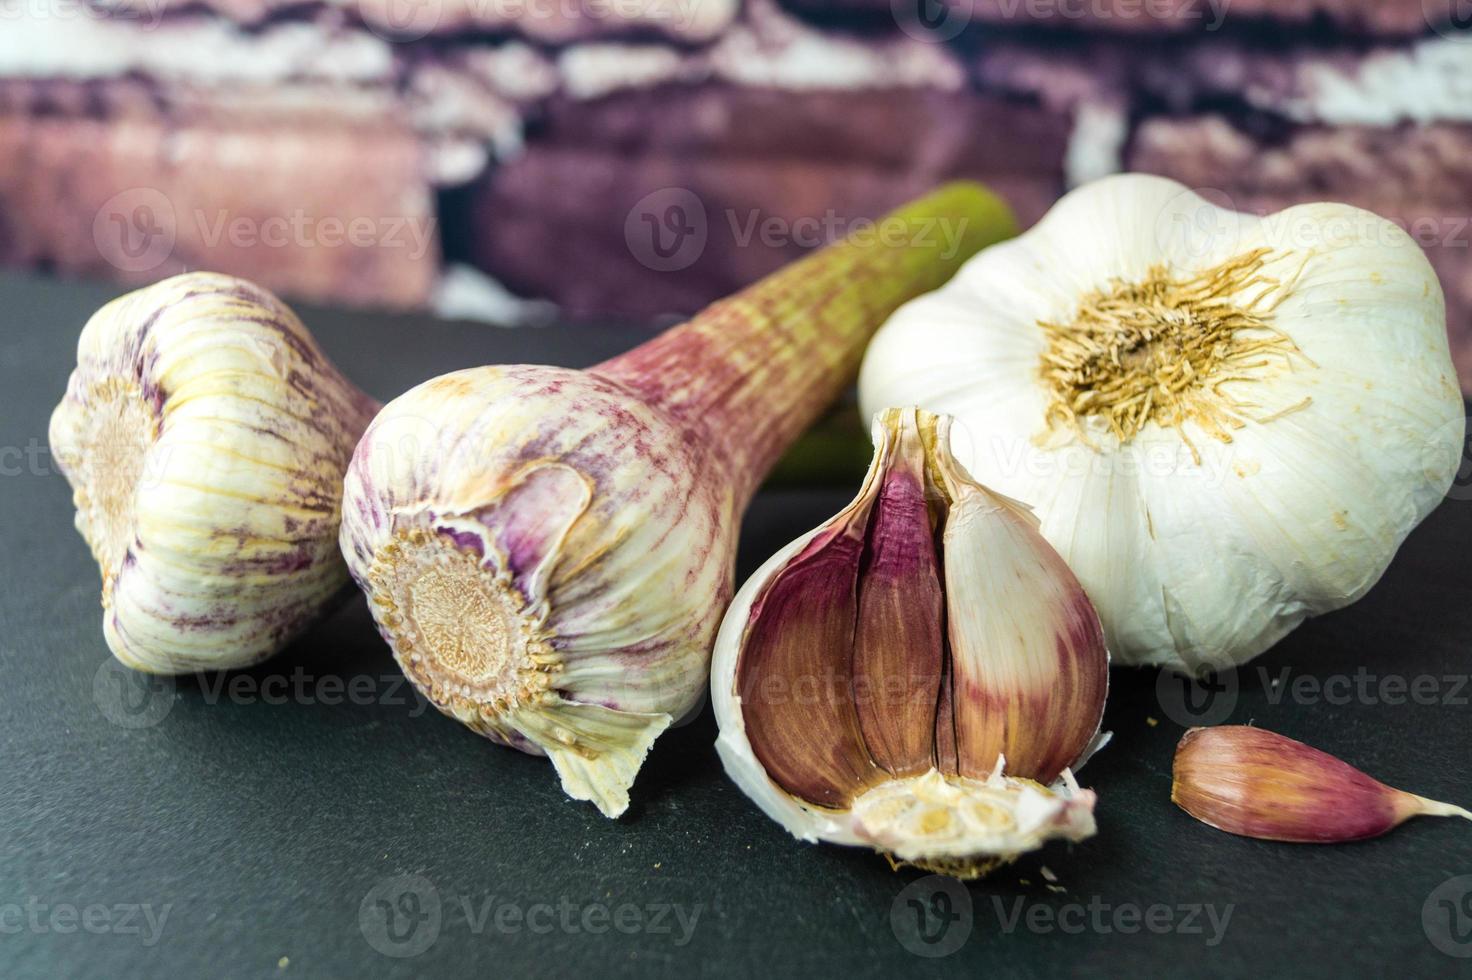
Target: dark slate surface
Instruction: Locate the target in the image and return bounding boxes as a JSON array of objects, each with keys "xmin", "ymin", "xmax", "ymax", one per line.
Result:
[{"xmin": 2, "ymin": 270, "xmax": 1471, "ymax": 979}]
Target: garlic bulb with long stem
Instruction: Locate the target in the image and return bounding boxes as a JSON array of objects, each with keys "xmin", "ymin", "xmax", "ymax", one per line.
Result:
[
  {"xmin": 712, "ymin": 408, "xmax": 1109, "ymax": 878},
  {"xmin": 860, "ymin": 174, "xmax": 1466, "ymax": 672},
  {"xmin": 50, "ymin": 273, "xmax": 380, "ymax": 673},
  {"xmin": 339, "ymin": 185, "xmax": 1017, "ymax": 818}
]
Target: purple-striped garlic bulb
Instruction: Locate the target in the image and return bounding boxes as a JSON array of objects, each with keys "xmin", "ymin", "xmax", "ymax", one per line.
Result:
[
  {"xmin": 50, "ymin": 273, "xmax": 379, "ymax": 673},
  {"xmin": 712, "ymin": 408, "xmax": 1110, "ymax": 878},
  {"xmin": 339, "ymin": 184, "xmax": 1017, "ymax": 817}
]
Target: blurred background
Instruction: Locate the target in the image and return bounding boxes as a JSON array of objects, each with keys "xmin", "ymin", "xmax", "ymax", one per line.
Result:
[{"xmin": 4, "ymin": 0, "xmax": 1472, "ymax": 389}]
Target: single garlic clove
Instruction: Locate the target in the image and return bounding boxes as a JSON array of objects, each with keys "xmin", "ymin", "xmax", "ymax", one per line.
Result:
[
  {"xmin": 713, "ymin": 407, "xmax": 1109, "ymax": 877},
  {"xmin": 49, "ymin": 273, "xmax": 379, "ymax": 673},
  {"xmin": 859, "ymin": 173, "xmax": 1465, "ymax": 673},
  {"xmin": 1172, "ymin": 725, "xmax": 1472, "ymax": 843}
]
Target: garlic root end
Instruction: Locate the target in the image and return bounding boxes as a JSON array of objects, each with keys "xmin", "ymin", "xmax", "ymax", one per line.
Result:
[{"xmin": 514, "ymin": 701, "xmax": 674, "ymax": 819}]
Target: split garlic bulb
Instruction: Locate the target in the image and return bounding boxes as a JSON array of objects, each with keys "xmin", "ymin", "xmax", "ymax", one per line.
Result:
[
  {"xmin": 860, "ymin": 174, "xmax": 1466, "ymax": 671},
  {"xmin": 50, "ymin": 273, "xmax": 379, "ymax": 673},
  {"xmin": 712, "ymin": 409, "xmax": 1108, "ymax": 877}
]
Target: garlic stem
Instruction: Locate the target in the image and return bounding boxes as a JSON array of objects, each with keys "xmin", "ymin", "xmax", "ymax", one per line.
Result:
[
  {"xmin": 341, "ymin": 185, "xmax": 1017, "ymax": 817},
  {"xmin": 600, "ymin": 183, "xmax": 1015, "ymax": 502}
]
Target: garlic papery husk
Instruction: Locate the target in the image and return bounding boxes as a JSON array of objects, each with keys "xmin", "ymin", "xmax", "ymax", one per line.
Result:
[
  {"xmin": 340, "ymin": 186, "xmax": 1018, "ymax": 818},
  {"xmin": 711, "ymin": 408, "xmax": 1108, "ymax": 878},
  {"xmin": 49, "ymin": 273, "xmax": 379, "ymax": 674},
  {"xmin": 859, "ymin": 173, "xmax": 1466, "ymax": 672}
]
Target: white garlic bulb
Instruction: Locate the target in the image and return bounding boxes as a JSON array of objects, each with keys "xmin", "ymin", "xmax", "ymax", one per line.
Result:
[
  {"xmin": 50, "ymin": 273, "xmax": 378, "ymax": 673},
  {"xmin": 860, "ymin": 174, "xmax": 1466, "ymax": 671},
  {"xmin": 712, "ymin": 409, "xmax": 1107, "ymax": 877}
]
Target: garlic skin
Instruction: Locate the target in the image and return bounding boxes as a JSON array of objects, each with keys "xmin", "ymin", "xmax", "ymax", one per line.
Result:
[
  {"xmin": 859, "ymin": 174, "xmax": 1466, "ymax": 671},
  {"xmin": 338, "ymin": 184, "xmax": 1017, "ymax": 819},
  {"xmin": 711, "ymin": 408, "xmax": 1108, "ymax": 877},
  {"xmin": 340, "ymin": 367, "xmax": 731, "ymax": 817},
  {"xmin": 49, "ymin": 273, "xmax": 379, "ymax": 673},
  {"xmin": 1173, "ymin": 726, "xmax": 1472, "ymax": 843}
]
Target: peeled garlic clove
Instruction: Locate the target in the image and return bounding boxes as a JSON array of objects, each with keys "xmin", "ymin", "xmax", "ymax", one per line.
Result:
[
  {"xmin": 859, "ymin": 174, "xmax": 1466, "ymax": 672},
  {"xmin": 712, "ymin": 408, "xmax": 1109, "ymax": 878},
  {"xmin": 49, "ymin": 273, "xmax": 378, "ymax": 673},
  {"xmin": 1172, "ymin": 725, "xmax": 1472, "ymax": 843}
]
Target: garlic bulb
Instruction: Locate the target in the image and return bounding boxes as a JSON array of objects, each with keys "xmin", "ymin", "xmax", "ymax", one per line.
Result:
[
  {"xmin": 712, "ymin": 408, "xmax": 1108, "ymax": 878},
  {"xmin": 860, "ymin": 174, "xmax": 1466, "ymax": 671},
  {"xmin": 339, "ymin": 186, "xmax": 1018, "ymax": 817},
  {"xmin": 50, "ymin": 273, "xmax": 379, "ymax": 673}
]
